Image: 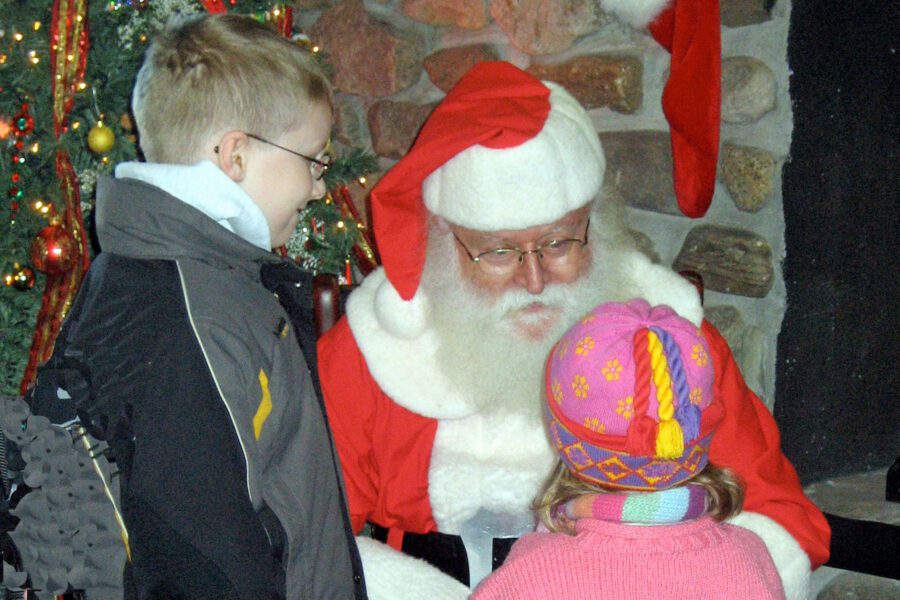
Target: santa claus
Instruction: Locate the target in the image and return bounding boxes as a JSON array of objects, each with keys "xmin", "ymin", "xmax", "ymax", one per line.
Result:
[{"xmin": 318, "ymin": 60, "xmax": 829, "ymax": 599}]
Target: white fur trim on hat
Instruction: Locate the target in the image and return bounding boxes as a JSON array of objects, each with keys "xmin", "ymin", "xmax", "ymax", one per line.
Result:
[
  {"xmin": 372, "ymin": 271, "xmax": 428, "ymax": 340},
  {"xmin": 600, "ymin": 0, "xmax": 672, "ymax": 29},
  {"xmin": 422, "ymin": 82, "xmax": 604, "ymax": 231}
]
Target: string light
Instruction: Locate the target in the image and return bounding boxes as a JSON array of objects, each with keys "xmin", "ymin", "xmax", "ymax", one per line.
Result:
[
  {"xmin": 13, "ymin": 32, "xmax": 23, "ymax": 42},
  {"xmin": 33, "ymin": 21, "xmax": 42, "ymax": 31},
  {"xmin": 30, "ymin": 142, "xmax": 39, "ymax": 153}
]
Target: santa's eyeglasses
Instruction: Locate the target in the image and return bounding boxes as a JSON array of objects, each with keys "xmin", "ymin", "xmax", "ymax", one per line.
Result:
[{"xmin": 452, "ymin": 218, "xmax": 590, "ymax": 275}]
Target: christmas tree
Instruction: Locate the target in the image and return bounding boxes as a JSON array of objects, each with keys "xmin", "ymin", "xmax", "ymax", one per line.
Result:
[{"xmin": 0, "ymin": 0, "xmax": 378, "ymax": 396}]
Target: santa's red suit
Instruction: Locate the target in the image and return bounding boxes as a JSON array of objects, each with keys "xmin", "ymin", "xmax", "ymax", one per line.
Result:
[
  {"xmin": 320, "ymin": 267, "xmax": 830, "ymax": 599},
  {"xmin": 318, "ymin": 49, "xmax": 829, "ymax": 600}
]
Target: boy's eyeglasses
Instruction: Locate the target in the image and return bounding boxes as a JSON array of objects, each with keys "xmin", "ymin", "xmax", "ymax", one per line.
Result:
[
  {"xmin": 452, "ymin": 218, "xmax": 590, "ymax": 276},
  {"xmin": 214, "ymin": 133, "xmax": 331, "ymax": 180}
]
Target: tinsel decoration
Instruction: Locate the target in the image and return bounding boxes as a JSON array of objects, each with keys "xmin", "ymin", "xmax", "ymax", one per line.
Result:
[
  {"xmin": 19, "ymin": 0, "xmax": 92, "ymax": 395},
  {"xmin": 333, "ymin": 185, "xmax": 378, "ymax": 276}
]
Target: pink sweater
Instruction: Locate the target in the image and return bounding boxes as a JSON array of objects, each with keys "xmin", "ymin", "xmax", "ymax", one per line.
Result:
[{"xmin": 472, "ymin": 516, "xmax": 786, "ymax": 600}]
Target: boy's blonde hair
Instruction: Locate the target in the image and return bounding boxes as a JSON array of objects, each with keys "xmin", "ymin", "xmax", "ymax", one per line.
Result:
[
  {"xmin": 132, "ymin": 13, "xmax": 332, "ymax": 164},
  {"xmin": 534, "ymin": 461, "xmax": 745, "ymax": 534}
]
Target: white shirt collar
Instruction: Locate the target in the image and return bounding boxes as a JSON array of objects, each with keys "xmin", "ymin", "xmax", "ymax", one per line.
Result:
[{"xmin": 114, "ymin": 160, "xmax": 272, "ymax": 250}]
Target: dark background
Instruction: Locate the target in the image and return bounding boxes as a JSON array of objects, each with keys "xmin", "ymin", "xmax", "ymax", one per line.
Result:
[{"xmin": 774, "ymin": 0, "xmax": 899, "ymax": 483}]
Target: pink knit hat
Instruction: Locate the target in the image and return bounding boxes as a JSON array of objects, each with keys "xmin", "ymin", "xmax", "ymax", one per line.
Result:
[{"xmin": 545, "ymin": 299, "xmax": 723, "ymax": 491}]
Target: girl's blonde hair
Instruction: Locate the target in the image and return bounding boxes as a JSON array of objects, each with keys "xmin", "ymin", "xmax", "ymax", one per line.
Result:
[
  {"xmin": 534, "ymin": 460, "xmax": 744, "ymax": 534},
  {"xmin": 132, "ymin": 13, "xmax": 332, "ymax": 164}
]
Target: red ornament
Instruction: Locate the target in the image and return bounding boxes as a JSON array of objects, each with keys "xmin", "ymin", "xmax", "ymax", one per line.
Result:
[{"xmin": 30, "ymin": 224, "xmax": 78, "ymax": 275}]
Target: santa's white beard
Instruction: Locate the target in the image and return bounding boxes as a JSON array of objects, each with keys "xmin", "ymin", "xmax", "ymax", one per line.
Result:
[{"xmin": 420, "ymin": 212, "xmax": 643, "ymax": 421}]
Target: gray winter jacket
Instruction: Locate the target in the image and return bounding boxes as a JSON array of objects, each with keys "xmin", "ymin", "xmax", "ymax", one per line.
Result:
[{"xmin": 32, "ymin": 175, "xmax": 366, "ymax": 599}]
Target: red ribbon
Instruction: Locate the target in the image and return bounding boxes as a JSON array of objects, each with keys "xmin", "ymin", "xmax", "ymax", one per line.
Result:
[{"xmin": 20, "ymin": 0, "xmax": 90, "ymax": 394}]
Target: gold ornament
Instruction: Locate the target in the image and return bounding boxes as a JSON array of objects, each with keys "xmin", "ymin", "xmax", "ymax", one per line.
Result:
[{"xmin": 87, "ymin": 122, "xmax": 115, "ymax": 154}]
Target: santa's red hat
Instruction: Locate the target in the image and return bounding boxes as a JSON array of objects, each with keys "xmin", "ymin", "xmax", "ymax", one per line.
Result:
[
  {"xmin": 602, "ymin": 0, "xmax": 722, "ymax": 218},
  {"xmin": 370, "ymin": 62, "xmax": 605, "ymax": 321}
]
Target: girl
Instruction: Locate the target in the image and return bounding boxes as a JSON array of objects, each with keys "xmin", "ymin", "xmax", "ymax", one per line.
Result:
[{"xmin": 472, "ymin": 299, "xmax": 785, "ymax": 599}]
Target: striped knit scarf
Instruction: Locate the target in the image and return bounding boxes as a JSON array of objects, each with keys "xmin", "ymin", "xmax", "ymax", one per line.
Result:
[{"xmin": 560, "ymin": 484, "xmax": 708, "ymax": 525}]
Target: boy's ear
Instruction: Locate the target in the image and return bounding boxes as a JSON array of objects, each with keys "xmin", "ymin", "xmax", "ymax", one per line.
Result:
[{"xmin": 215, "ymin": 130, "xmax": 250, "ymax": 182}]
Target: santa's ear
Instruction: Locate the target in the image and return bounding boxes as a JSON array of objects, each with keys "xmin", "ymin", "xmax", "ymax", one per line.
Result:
[{"xmin": 214, "ymin": 130, "xmax": 250, "ymax": 182}]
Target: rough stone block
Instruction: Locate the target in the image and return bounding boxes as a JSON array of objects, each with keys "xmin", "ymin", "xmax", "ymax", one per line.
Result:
[
  {"xmin": 705, "ymin": 304, "xmax": 768, "ymax": 406},
  {"xmin": 313, "ymin": 0, "xmax": 425, "ymax": 97},
  {"xmin": 403, "ymin": 0, "xmax": 489, "ymax": 29},
  {"xmin": 722, "ymin": 56, "xmax": 777, "ymax": 123},
  {"xmin": 673, "ymin": 225, "xmax": 774, "ymax": 297},
  {"xmin": 720, "ymin": 0, "xmax": 771, "ymax": 28},
  {"xmin": 527, "ymin": 55, "xmax": 642, "ymax": 113},
  {"xmin": 818, "ymin": 573, "xmax": 900, "ymax": 600},
  {"xmin": 424, "ymin": 45, "xmax": 500, "ymax": 92},
  {"xmin": 489, "ymin": 0, "xmax": 602, "ymax": 55},
  {"xmin": 719, "ymin": 142, "xmax": 777, "ymax": 212},
  {"xmin": 333, "ymin": 94, "xmax": 370, "ymax": 148},
  {"xmin": 628, "ymin": 227, "xmax": 661, "ymax": 264},
  {"xmin": 368, "ymin": 100, "xmax": 438, "ymax": 158},
  {"xmin": 295, "ymin": 0, "xmax": 331, "ymax": 8},
  {"xmin": 598, "ymin": 130, "xmax": 679, "ymax": 216}
]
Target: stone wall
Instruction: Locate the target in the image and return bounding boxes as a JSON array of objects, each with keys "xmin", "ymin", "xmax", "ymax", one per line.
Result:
[{"xmin": 297, "ymin": 0, "xmax": 791, "ymax": 408}]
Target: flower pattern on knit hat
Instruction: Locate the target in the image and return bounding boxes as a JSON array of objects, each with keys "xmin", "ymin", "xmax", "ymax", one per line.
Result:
[
  {"xmin": 691, "ymin": 343, "xmax": 709, "ymax": 367},
  {"xmin": 575, "ymin": 336, "xmax": 595, "ymax": 355},
  {"xmin": 544, "ymin": 299, "xmax": 718, "ymax": 491}
]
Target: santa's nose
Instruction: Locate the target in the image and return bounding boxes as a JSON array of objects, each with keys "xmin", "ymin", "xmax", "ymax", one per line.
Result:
[{"xmin": 515, "ymin": 251, "xmax": 547, "ymax": 295}]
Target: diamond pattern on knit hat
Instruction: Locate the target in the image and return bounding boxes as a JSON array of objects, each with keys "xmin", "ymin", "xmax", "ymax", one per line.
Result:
[
  {"xmin": 595, "ymin": 456, "xmax": 631, "ymax": 482},
  {"xmin": 552, "ymin": 406, "xmax": 713, "ymax": 490},
  {"xmin": 563, "ymin": 442, "xmax": 593, "ymax": 469}
]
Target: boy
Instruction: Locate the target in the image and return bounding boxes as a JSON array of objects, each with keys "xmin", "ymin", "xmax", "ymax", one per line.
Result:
[{"xmin": 29, "ymin": 14, "xmax": 366, "ymax": 599}]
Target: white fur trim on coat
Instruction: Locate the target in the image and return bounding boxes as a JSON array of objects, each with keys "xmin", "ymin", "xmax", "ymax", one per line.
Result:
[
  {"xmin": 729, "ymin": 511, "xmax": 812, "ymax": 600},
  {"xmin": 356, "ymin": 536, "xmax": 470, "ymax": 600},
  {"xmin": 429, "ymin": 410, "xmax": 554, "ymax": 534},
  {"xmin": 423, "ymin": 82, "xmax": 604, "ymax": 231},
  {"xmin": 625, "ymin": 251, "xmax": 704, "ymax": 327},
  {"xmin": 346, "ymin": 252, "xmax": 703, "ymax": 419},
  {"xmin": 600, "ymin": 0, "xmax": 672, "ymax": 29}
]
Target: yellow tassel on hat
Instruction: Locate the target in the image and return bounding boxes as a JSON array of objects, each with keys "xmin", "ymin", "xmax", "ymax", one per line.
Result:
[
  {"xmin": 647, "ymin": 330, "xmax": 685, "ymax": 458},
  {"xmin": 656, "ymin": 418, "xmax": 685, "ymax": 458}
]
